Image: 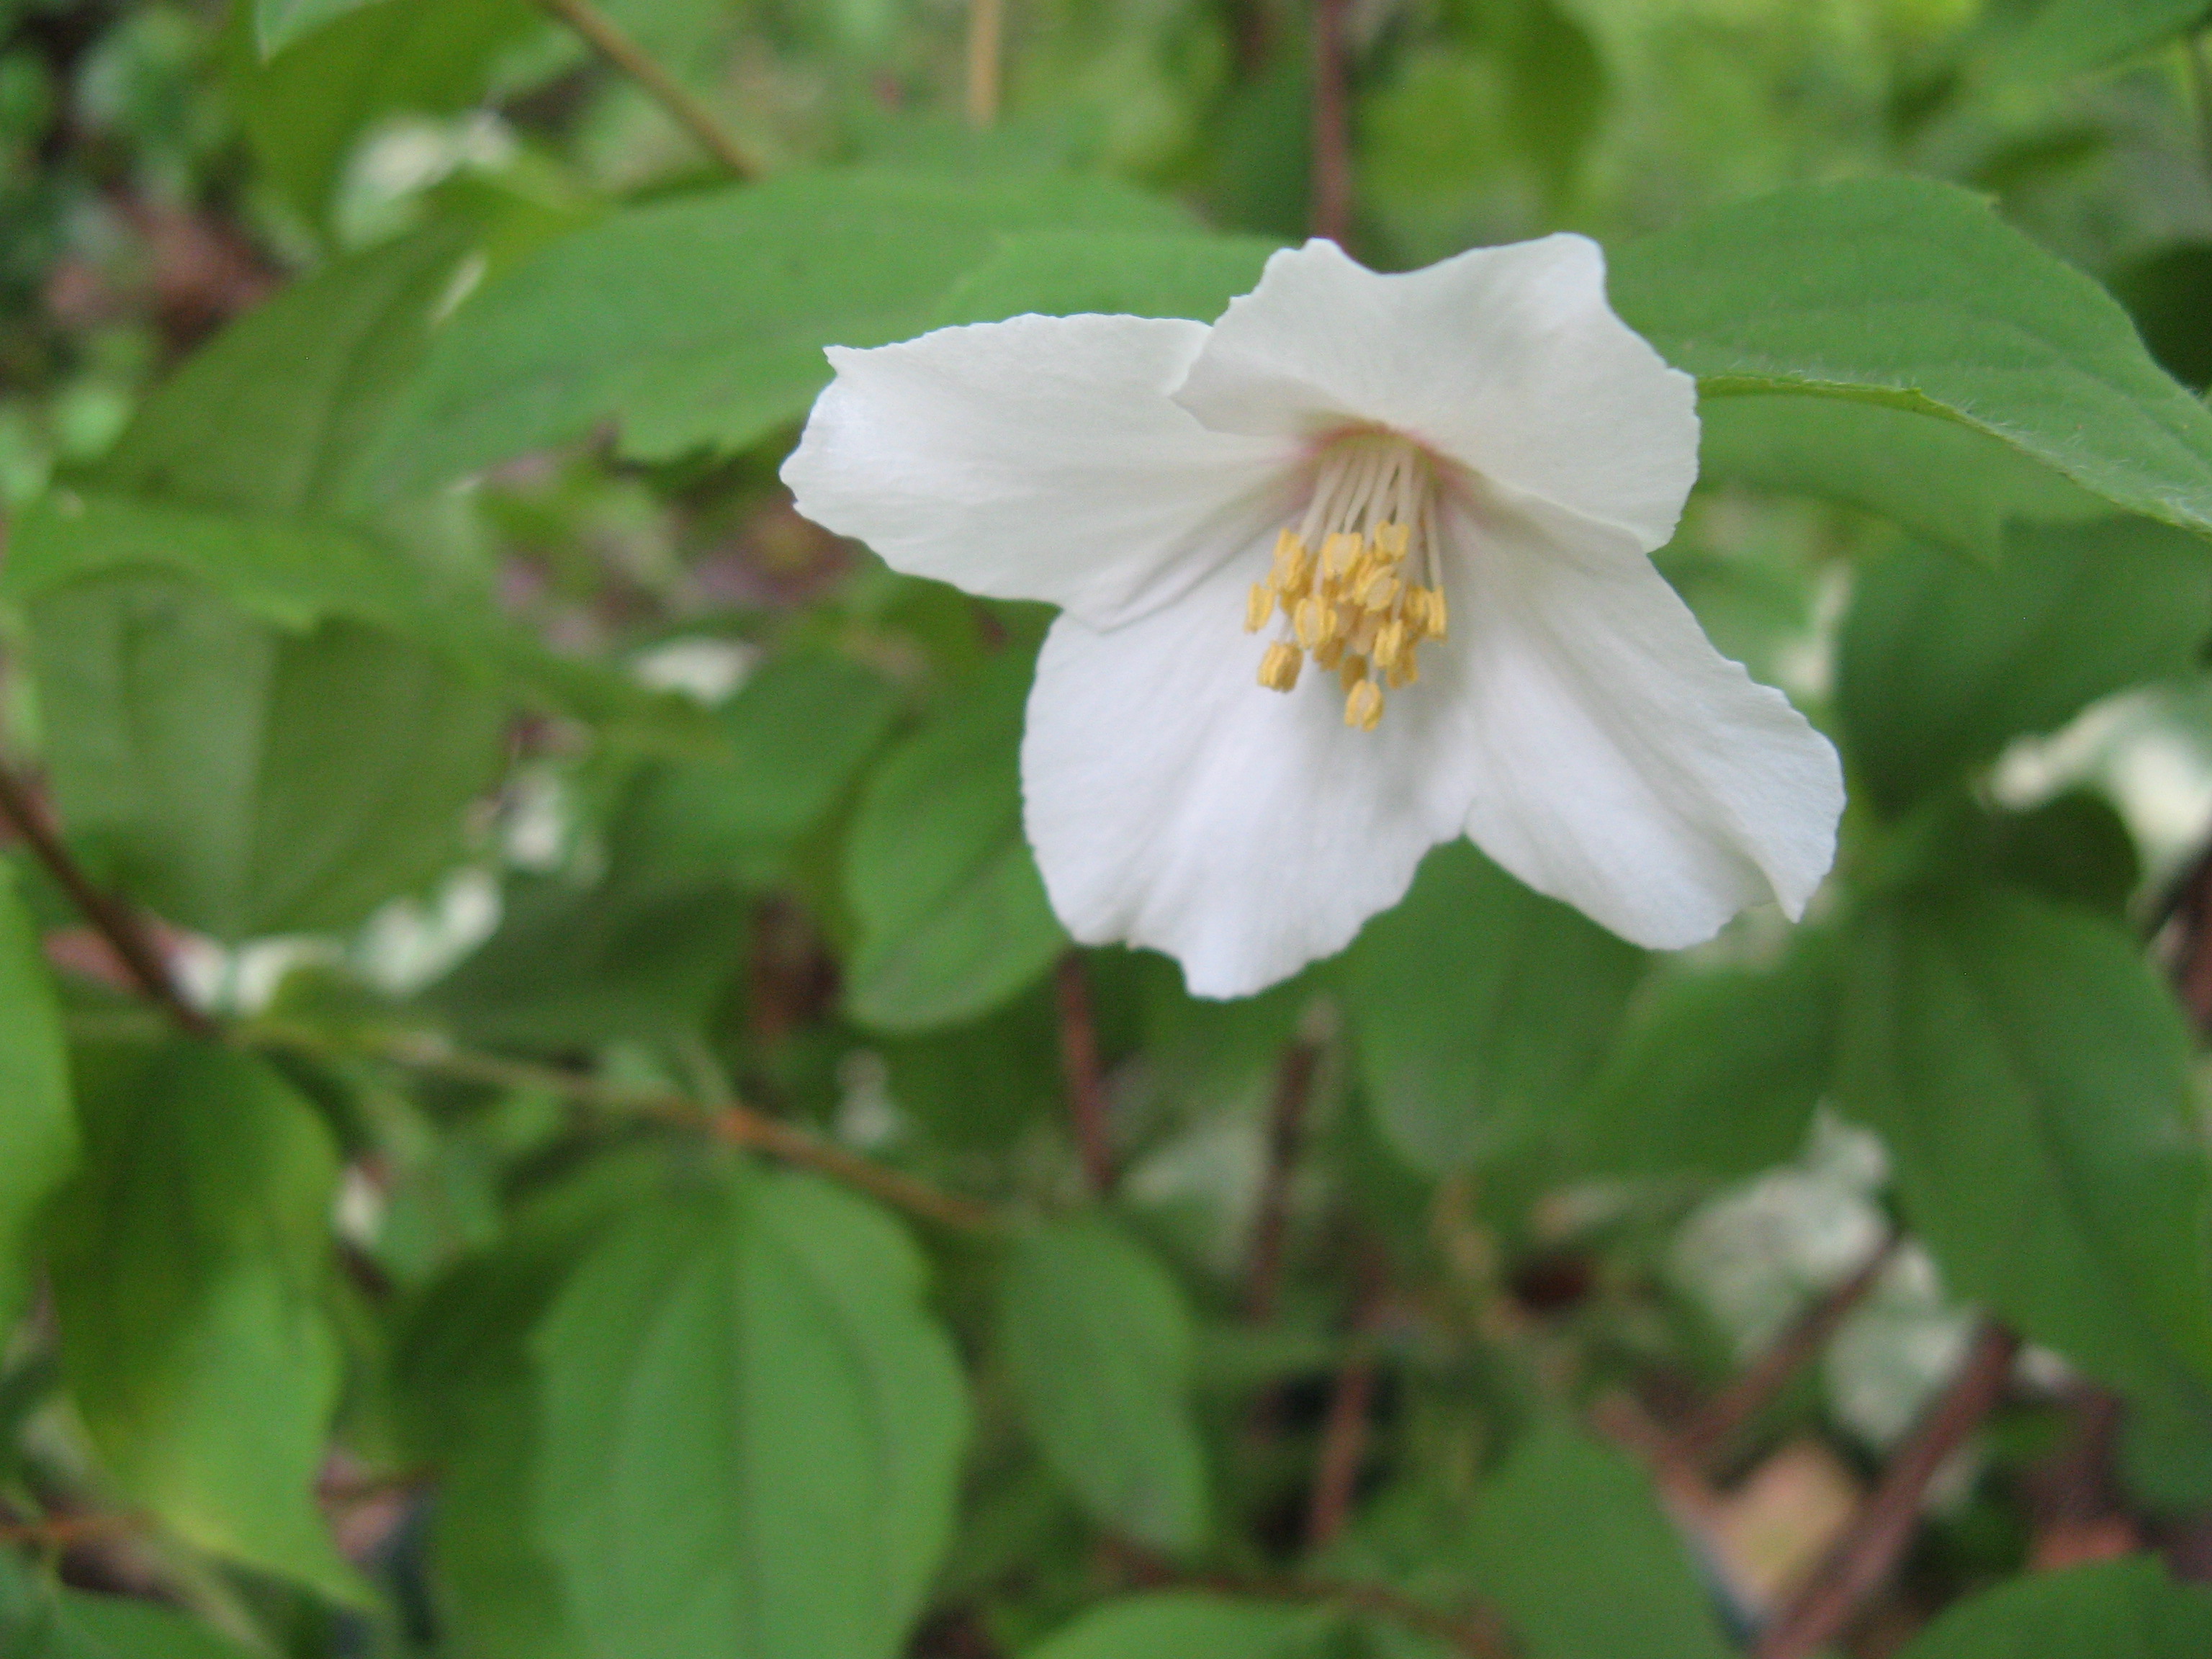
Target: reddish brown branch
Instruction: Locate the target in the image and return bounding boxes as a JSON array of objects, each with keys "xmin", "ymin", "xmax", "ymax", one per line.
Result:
[
  {"xmin": 1754, "ymin": 1322, "xmax": 2018, "ymax": 1659},
  {"xmin": 1245, "ymin": 1035, "xmax": 1322, "ymax": 1322},
  {"xmin": 1053, "ymin": 952, "xmax": 1115, "ymax": 1196},
  {"xmin": 1113, "ymin": 1548, "xmax": 1516, "ymax": 1659},
  {"xmin": 1678, "ymin": 1230, "xmax": 1900, "ymax": 1467},
  {"xmin": 1309, "ymin": 0, "xmax": 1353, "ymax": 243},
  {"xmin": 1305, "ymin": 1243, "xmax": 1389, "ymax": 1550},
  {"xmin": 0, "ymin": 763, "xmax": 215, "ymax": 1036}
]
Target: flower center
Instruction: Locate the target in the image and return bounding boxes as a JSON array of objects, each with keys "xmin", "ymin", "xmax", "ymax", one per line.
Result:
[{"xmin": 1244, "ymin": 432, "xmax": 1447, "ymax": 730}]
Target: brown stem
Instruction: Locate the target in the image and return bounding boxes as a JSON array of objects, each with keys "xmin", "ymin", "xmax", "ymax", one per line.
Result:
[
  {"xmin": 534, "ymin": 0, "xmax": 757, "ymax": 179},
  {"xmin": 0, "ymin": 1511, "xmax": 143, "ymax": 1547},
  {"xmin": 1754, "ymin": 1322, "xmax": 2018, "ymax": 1659},
  {"xmin": 0, "ymin": 763, "xmax": 215, "ymax": 1036},
  {"xmin": 1053, "ymin": 952, "xmax": 1115, "ymax": 1196},
  {"xmin": 1678, "ymin": 1230, "xmax": 1899, "ymax": 1467},
  {"xmin": 1308, "ymin": 0, "xmax": 1353, "ymax": 243},
  {"xmin": 965, "ymin": 0, "xmax": 1004, "ymax": 128},
  {"xmin": 1305, "ymin": 1243, "xmax": 1389, "ymax": 1550},
  {"xmin": 251, "ymin": 1025, "xmax": 1002, "ymax": 1236},
  {"xmin": 1245, "ymin": 1035, "xmax": 1322, "ymax": 1322}
]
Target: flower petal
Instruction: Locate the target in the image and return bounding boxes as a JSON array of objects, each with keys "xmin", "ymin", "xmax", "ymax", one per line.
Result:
[
  {"xmin": 1020, "ymin": 536, "xmax": 1478, "ymax": 999},
  {"xmin": 1172, "ymin": 237, "xmax": 1699, "ymax": 552},
  {"xmin": 1441, "ymin": 488, "xmax": 1843, "ymax": 948},
  {"xmin": 783, "ymin": 313, "xmax": 1295, "ymax": 629}
]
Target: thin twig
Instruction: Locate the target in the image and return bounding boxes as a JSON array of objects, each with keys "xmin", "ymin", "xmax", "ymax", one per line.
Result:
[
  {"xmin": 965, "ymin": 0, "xmax": 1004, "ymax": 128},
  {"xmin": 534, "ymin": 0, "xmax": 757, "ymax": 178},
  {"xmin": 1053, "ymin": 952, "xmax": 1115, "ymax": 1196},
  {"xmin": 251, "ymin": 1025, "xmax": 1002, "ymax": 1236},
  {"xmin": 1678, "ymin": 1229, "xmax": 1900, "ymax": 1467},
  {"xmin": 1245, "ymin": 1035, "xmax": 1323, "ymax": 1322},
  {"xmin": 0, "ymin": 1511, "xmax": 143, "ymax": 1548},
  {"xmin": 1754, "ymin": 1322, "xmax": 2019, "ymax": 1659},
  {"xmin": 1309, "ymin": 0, "xmax": 1353, "ymax": 243},
  {"xmin": 0, "ymin": 763, "xmax": 215, "ymax": 1036},
  {"xmin": 1305, "ymin": 1241, "xmax": 1390, "ymax": 1550}
]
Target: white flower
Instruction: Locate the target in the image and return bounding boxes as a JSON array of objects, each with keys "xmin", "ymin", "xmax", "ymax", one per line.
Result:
[{"xmin": 783, "ymin": 237, "xmax": 1844, "ymax": 998}]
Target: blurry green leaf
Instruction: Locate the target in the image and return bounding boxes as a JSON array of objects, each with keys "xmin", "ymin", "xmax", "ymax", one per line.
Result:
[
  {"xmin": 50, "ymin": 1041, "xmax": 361, "ymax": 1602},
  {"xmin": 621, "ymin": 649, "xmax": 899, "ymax": 884},
  {"xmin": 1496, "ymin": 0, "xmax": 1604, "ymax": 205},
  {"xmin": 228, "ymin": 0, "xmax": 536, "ymax": 225},
  {"xmin": 254, "ymin": 0, "xmax": 385, "ymax": 55},
  {"xmin": 535, "ymin": 1166, "xmax": 967, "ymax": 1659},
  {"xmin": 1892, "ymin": 1557, "xmax": 2212, "ymax": 1658},
  {"xmin": 1836, "ymin": 518, "xmax": 2211, "ymax": 814},
  {"xmin": 2121, "ymin": 1393, "xmax": 2212, "ymax": 1510},
  {"xmin": 1838, "ymin": 887, "xmax": 2212, "ymax": 1413},
  {"xmin": 0, "ymin": 864, "xmax": 72, "ymax": 1337},
  {"xmin": 999, "ymin": 1215, "xmax": 1210, "ymax": 1555},
  {"xmin": 7, "ymin": 493, "xmax": 447, "ymax": 635},
  {"xmin": 428, "ymin": 873, "xmax": 748, "ymax": 1048},
  {"xmin": 1977, "ymin": 791, "xmax": 2141, "ymax": 917},
  {"xmin": 99, "ymin": 227, "xmax": 471, "ymax": 518},
  {"xmin": 932, "ymin": 230, "xmax": 1280, "ymax": 327},
  {"xmin": 2110, "ymin": 242, "xmax": 2212, "ymax": 394},
  {"xmin": 1571, "ymin": 930, "xmax": 1833, "ymax": 1184},
  {"xmin": 1698, "ymin": 398, "xmax": 2105, "ymax": 562},
  {"xmin": 1346, "ymin": 842, "xmax": 1646, "ymax": 1177},
  {"xmin": 880, "ymin": 984, "xmax": 1061, "ymax": 1150},
  {"xmin": 844, "ymin": 651, "xmax": 1066, "ymax": 1033},
  {"xmin": 1462, "ymin": 1422, "xmax": 1730, "ymax": 1659},
  {"xmin": 2002, "ymin": 0, "xmax": 2212, "ymax": 82},
  {"xmin": 29, "ymin": 574, "xmax": 507, "ymax": 941},
  {"xmin": 1611, "ymin": 179, "xmax": 2212, "ymax": 539},
  {"xmin": 362, "ymin": 170, "xmax": 1187, "ymax": 497},
  {"xmin": 398, "ymin": 1149, "xmax": 679, "ymax": 1659},
  {"xmin": 0, "ymin": 1558, "xmax": 258, "ymax": 1659},
  {"xmin": 1023, "ymin": 1593, "xmax": 1315, "ymax": 1659}
]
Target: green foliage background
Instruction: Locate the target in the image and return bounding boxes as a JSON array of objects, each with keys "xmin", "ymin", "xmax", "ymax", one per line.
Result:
[{"xmin": 6, "ymin": 0, "xmax": 2212, "ymax": 1655}]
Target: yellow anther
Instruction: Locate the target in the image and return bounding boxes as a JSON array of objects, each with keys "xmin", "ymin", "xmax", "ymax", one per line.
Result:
[
  {"xmin": 1321, "ymin": 531, "xmax": 1363, "ymax": 579},
  {"xmin": 1373, "ymin": 618, "xmax": 1407, "ymax": 670},
  {"xmin": 1345, "ymin": 678, "xmax": 1384, "ymax": 731},
  {"xmin": 1360, "ymin": 571, "xmax": 1401, "ymax": 612},
  {"xmin": 1257, "ymin": 641, "xmax": 1302, "ymax": 692},
  {"xmin": 1269, "ymin": 532, "xmax": 1313, "ymax": 597},
  {"xmin": 1315, "ymin": 637, "xmax": 1346, "ymax": 672},
  {"xmin": 1245, "ymin": 583, "xmax": 1274, "ymax": 632},
  {"xmin": 1374, "ymin": 521, "xmax": 1410, "ymax": 561},
  {"xmin": 1339, "ymin": 654, "xmax": 1368, "ymax": 693},
  {"xmin": 1420, "ymin": 586, "xmax": 1448, "ymax": 639},
  {"xmin": 1293, "ymin": 595, "xmax": 1334, "ymax": 652}
]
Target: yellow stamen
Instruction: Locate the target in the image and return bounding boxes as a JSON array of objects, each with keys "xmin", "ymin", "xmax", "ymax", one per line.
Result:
[
  {"xmin": 1338, "ymin": 654, "xmax": 1367, "ymax": 693},
  {"xmin": 1373, "ymin": 618, "xmax": 1408, "ymax": 671},
  {"xmin": 1258, "ymin": 641, "xmax": 1302, "ymax": 692},
  {"xmin": 1293, "ymin": 595, "xmax": 1335, "ymax": 652},
  {"xmin": 1245, "ymin": 583, "xmax": 1274, "ymax": 632},
  {"xmin": 1345, "ymin": 678, "xmax": 1383, "ymax": 730},
  {"xmin": 1315, "ymin": 637, "xmax": 1346, "ymax": 673},
  {"xmin": 1321, "ymin": 531, "xmax": 1363, "ymax": 579}
]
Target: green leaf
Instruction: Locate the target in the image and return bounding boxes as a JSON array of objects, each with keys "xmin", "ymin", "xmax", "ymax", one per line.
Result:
[
  {"xmin": 29, "ymin": 574, "xmax": 508, "ymax": 942},
  {"xmin": 1836, "ymin": 518, "xmax": 2212, "ymax": 814},
  {"xmin": 0, "ymin": 1559, "xmax": 258, "ymax": 1659},
  {"xmin": 844, "ymin": 650, "xmax": 1066, "ymax": 1033},
  {"xmin": 619, "ymin": 649, "xmax": 900, "ymax": 884},
  {"xmin": 1570, "ymin": 930, "xmax": 1833, "ymax": 1184},
  {"xmin": 2111, "ymin": 241, "xmax": 2212, "ymax": 395},
  {"xmin": 1023, "ymin": 1593, "xmax": 1315, "ymax": 1659},
  {"xmin": 1610, "ymin": 178, "xmax": 2212, "ymax": 539},
  {"xmin": 254, "ymin": 0, "xmax": 385, "ymax": 55},
  {"xmin": 228, "ymin": 0, "xmax": 537, "ymax": 224},
  {"xmin": 99, "ymin": 227, "xmax": 472, "ymax": 519},
  {"xmin": 360, "ymin": 168, "xmax": 1187, "ymax": 498},
  {"xmin": 1345, "ymin": 842, "xmax": 1646, "ymax": 1177},
  {"xmin": 2002, "ymin": 0, "xmax": 2212, "ymax": 83},
  {"xmin": 931, "ymin": 230, "xmax": 1280, "ymax": 327},
  {"xmin": 1893, "ymin": 1557, "xmax": 2212, "ymax": 1659},
  {"xmin": 426, "ymin": 873, "xmax": 749, "ymax": 1048},
  {"xmin": 999, "ymin": 1215, "xmax": 1210, "ymax": 1555},
  {"xmin": 49, "ymin": 1041, "xmax": 361, "ymax": 1602},
  {"xmin": 1837, "ymin": 886, "xmax": 2212, "ymax": 1412},
  {"xmin": 534, "ymin": 1166, "xmax": 968, "ymax": 1659},
  {"xmin": 0, "ymin": 864, "xmax": 73, "ymax": 1337},
  {"xmin": 1462, "ymin": 1422, "xmax": 1730, "ymax": 1659},
  {"xmin": 1697, "ymin": 397, "xmax": 2105, "ymax": 562}
]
